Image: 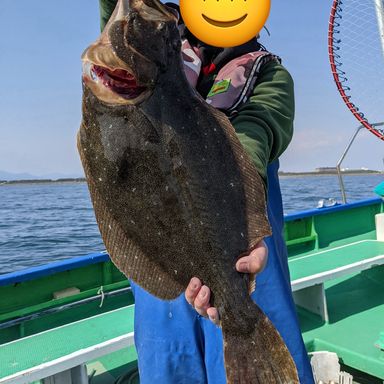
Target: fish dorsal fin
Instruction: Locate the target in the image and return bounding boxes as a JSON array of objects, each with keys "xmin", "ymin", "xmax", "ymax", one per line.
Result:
[{"xmin": 208, "ymin": 107, "xmax": 271, "ymax": 250}]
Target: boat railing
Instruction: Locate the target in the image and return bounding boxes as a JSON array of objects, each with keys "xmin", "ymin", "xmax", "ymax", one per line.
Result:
[{"xmin": 336, "ymin": 121, "xmax": 384, "ymax": 204}]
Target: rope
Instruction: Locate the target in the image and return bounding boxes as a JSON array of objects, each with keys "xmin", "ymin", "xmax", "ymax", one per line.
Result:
[{"xmin": 97, "ymin": 286, "xmax": 105, "ymax": 307}]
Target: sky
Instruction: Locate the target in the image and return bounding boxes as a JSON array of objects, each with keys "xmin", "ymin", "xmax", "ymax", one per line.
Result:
[{"xmin": 0, "ymin": 0, "xmax": 383, "ymax": 177}]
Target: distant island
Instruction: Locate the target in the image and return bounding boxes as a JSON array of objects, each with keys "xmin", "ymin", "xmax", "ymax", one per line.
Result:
[{"xmin": 279, "ymin": 167, "xmax": 383, "ymax": 177}]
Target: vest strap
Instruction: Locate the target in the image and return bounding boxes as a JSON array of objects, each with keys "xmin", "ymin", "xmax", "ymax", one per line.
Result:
[
  {"xmin": 206, "ymin": 52, "xmax": 281, "ymax": 114},
  {"xmin": 181, "ymin": 41, "xmax": 281, "ymax": 114}
]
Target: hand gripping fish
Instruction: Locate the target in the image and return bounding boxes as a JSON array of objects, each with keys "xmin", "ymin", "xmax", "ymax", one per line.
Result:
[{"xmin": 78, "ymin": 0, "xmax": 299, "ymax": 382}]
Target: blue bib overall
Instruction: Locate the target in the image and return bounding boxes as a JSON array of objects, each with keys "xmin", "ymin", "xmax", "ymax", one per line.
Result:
[{"xmin": 130, "ymin": 161, "xmax": 315, "ymax": 383}]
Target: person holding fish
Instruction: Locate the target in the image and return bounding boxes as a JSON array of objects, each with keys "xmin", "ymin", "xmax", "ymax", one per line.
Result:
[{"xmin": 82, "ymin": 0, "xmax": 314, "ymax": 382}]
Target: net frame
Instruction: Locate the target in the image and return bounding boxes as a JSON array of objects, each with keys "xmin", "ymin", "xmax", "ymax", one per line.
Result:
[{"xmin": 328, "ymin": 0, "xmax": 384, "ymax": 140}]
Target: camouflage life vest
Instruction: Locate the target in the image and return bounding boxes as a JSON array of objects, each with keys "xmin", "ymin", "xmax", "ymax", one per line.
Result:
[{"xmin": 181, "ymin": 39, "xmax": 281, "ymax": 116}]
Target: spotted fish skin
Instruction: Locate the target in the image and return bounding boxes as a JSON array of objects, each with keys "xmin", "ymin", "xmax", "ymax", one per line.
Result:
[{"xmin": 78, "ymin": 0, "xmax": 299, "ymax": 382}]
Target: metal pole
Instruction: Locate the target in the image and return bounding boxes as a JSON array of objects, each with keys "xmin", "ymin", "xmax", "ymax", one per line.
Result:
[
  {"xmin": 336, "ymin": 126, "xmax": 363, "ymax": 204},
  {"xmin": 336, "ymin": 121, "xmax": 384, "ymax": 204},
  {"xmin": 375, "ymin": 0, "xmax": 384, "ymax": 57}
]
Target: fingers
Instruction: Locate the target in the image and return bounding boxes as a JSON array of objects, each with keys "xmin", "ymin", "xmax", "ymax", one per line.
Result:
[
  {"xmin": 185, "ymin": 278, "xmax": 219, "ymax": 324},
  {"xmin": 185, "ymin": 277, "xmax": 202, "ymax": 305},
  {"xmin": 236, "ymin": 240, "xmax": 268, "ymax": 274},
  {"xmin": 184, "ymin": 240, "xmax": 268, "ymax": 326},
  {"xmin": 185, "ymin": 277, "xmax": 210, "ymax": 317},
  {"xmin": 207, "ymin": 307, "xmax": 220, "ymax": 325},
  {"xmin": 193, "ymin": 284, "xmax": 211, "ymax": 317}
]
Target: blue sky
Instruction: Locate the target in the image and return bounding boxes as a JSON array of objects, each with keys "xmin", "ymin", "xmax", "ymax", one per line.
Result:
[{"xmin": 0, "ymin": 0, "xmax": 383, "ymax": 176}]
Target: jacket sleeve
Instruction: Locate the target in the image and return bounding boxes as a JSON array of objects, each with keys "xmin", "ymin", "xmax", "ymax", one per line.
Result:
[
  {"xmin": 99, "ymin": 0, "xmax": 118, "ymax": 31},
  {"xmin": 230, "ymin": 60, "xmax": 295, "ymax": 185}
]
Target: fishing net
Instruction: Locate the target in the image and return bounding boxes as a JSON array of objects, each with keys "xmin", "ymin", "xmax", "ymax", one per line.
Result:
[{"xmin": 328, "ymin": 0, "xmax": 384, "ymax": 140}]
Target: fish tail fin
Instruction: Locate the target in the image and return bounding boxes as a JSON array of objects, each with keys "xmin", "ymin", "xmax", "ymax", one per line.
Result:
[{"xmin": 221, "ymin": 302, "xmax": 299, "ymax": 384}]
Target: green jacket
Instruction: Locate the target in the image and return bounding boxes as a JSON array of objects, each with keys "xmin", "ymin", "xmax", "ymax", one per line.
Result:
[{"xmin": 98, "ymin": 0, "xmax": 294, "ymax": 185}]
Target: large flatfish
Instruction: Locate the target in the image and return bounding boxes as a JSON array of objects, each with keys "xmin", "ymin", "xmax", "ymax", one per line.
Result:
[{"xmin": 78, "ymin": 0, "xmax": 299, "ymax": 382}]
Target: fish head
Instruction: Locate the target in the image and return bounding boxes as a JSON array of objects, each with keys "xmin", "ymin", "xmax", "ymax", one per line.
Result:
[{"xmin": 82, "ymin": 0, "xmax": 180, "ymax": 105}]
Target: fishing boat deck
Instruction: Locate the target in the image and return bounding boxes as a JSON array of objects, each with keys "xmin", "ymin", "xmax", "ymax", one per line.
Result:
[
  {"xmin": 289, "ymin": 239, "xmax": 384, "ymax": 290},
  {"xmin": 298, "ymin": 268, "xmax": 384, "ymax": 380},
  {"xmin": 0, "ymin": 306, "xmax": 136, "ymax": 383},
  {"xmin": 286, "ymin": 198, "xmax": 384, "ymax": 380}
]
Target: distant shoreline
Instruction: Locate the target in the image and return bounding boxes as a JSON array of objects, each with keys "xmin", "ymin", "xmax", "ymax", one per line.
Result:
[
  {"xmin": 0, "ymin": 178, "xmax": 86, "ymax": 185},
  {"xmin": 0, "ymin": 171, "xmax": 382, "ymax": 185},
  {"xmin": 279, "ymin": 171, "xmax": 383, "ymax": 178}
]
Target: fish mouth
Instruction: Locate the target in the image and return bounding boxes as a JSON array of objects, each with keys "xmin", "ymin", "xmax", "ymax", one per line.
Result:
[
  {"xmin": 92, "ymin": 65, "xmax": 147, "ymax": 99},
  {"xmin": 82, "ymin": 61, "xmax": 150, "ymax": 104},
  {"xmin": 202, "ymin": 14, "xmax": 247, "ymax": 28}
]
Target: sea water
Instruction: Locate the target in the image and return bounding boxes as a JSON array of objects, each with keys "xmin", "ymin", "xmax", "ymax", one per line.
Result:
[{"xmin": 0, "ymin": 174, "xmax": 382, "ymax": 274}]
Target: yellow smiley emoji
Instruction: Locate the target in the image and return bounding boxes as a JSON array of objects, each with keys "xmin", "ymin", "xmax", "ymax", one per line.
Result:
[{"xmin": 179, "ymin": 0, "xmax": 271, "ymax": 47}]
